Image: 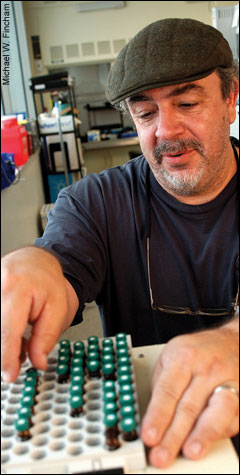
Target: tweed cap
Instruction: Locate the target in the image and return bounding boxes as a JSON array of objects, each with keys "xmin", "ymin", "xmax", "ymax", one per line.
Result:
[{"xmin": 106, "ymin": 18, "xmax": 233, "ymax": 104}]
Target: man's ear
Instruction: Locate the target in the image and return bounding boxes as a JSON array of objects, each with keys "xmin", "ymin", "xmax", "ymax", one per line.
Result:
[{"xmin": 227, "ymin": 77, "xmax": 239, "ymax": 125}]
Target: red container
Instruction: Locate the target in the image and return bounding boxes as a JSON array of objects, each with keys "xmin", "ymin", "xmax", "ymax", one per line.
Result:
[{"xmin": 1, "ymin": 116, "xmax": 29, "ymax": 166}]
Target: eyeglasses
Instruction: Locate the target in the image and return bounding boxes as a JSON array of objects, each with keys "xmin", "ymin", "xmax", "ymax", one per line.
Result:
[{"xmin": 146, "ymin": 237, "xmax": 239, "ymax": 317}]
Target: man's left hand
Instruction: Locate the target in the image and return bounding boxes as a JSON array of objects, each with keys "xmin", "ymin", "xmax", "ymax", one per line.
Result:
[{"xmin": 141, "ymin": 318, "xmax": 239, "ymax": 468}]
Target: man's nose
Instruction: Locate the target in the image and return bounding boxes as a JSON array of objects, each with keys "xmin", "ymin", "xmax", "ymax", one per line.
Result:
[{"xmin": 155, "ymin": 108, "xmax": 185, "ymax": 139}]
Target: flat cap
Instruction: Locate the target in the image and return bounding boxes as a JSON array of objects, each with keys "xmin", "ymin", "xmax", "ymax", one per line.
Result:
[{"xmin": 106, "ymin": 18, "xmax": 233, "ymax": 104}]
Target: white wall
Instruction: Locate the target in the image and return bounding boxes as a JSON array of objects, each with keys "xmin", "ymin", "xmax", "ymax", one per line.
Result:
[{"xmin": 23, "ymin": 1, "xmax": 239, "ymax": 75}]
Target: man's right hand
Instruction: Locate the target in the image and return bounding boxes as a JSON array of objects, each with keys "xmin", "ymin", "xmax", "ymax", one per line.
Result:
[{"xmin": 1, "ymin": 247, "xmax": 79, "ymax": 383}]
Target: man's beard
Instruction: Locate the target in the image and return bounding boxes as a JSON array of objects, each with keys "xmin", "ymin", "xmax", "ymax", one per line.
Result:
[{"xmin": 153, "ymin": 138, "xmax": 208, "ymax": 196}]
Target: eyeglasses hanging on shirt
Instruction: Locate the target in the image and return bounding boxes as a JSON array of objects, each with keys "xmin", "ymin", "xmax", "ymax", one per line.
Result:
[{"xmin": 145, "ymin": 140, "xmax": 239, "ymax": 317}]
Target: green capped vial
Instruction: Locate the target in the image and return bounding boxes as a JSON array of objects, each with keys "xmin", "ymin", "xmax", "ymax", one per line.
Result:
[
  {"xmin": 120, "ymin": 416, "xmax": 137, "ymax": 441},
  {"xmin": 26, "ymin": 367, "xmax": 39, "ymax": 383},
  {"xmin": 71, "ymin": 357, "xmax": 84, "ymax": 367},
  {"xmin": 70, "ymin": 384, "xmax": 84, "ymax": 397},
  {"xmin": 116, "ymin": 347, "xmax": 129, "ymax": 358},
  {"xmin": 70, "ymin": 395, "xmax": 83, "ymax": 417},
  {"xmin": 119, "ymin": 383, "xmax": 133, "ymax": 396},
  {"xmin": 102, "ymin": 338, "xmax": 113, "ymax": 347},
  {"xmin": 102, "ymin": 346, "xmax": 114, "ymax": 356},
  {"xmin": 87, "ymin": 359, "xmax": 100, "ymax": 378},
  {"xmin": 104, "ymin": 413, "xmax": 120, "ymax": 450},
  {"xmin": 59, "ymin": 339, "xmax": 71, "ymax": 356},
  {"xmin": 103, "ymin": 380, "xmax": 115, "ymax": 392},
  {"xmin": 87, "ymin": 351, "xmax": 99, "ymax": 362},
  {"xmin": 70, "ymin": 366, "xmax": 84, "ymax": 377},
  {"xmin": 120, "ymin": 404, "xmax": 135, "ymax": 419},
  {"xmin": 15, "ymin": 417, "xmax": 31, "ymax": 441},
  {"xmin": 117, "ymin": 355, "xmax": 130, "ymax": 366},
  {"xmin": 73, "ymin": 341, "xmax": 85, "ymax": 351},
  {"xmin": 22, "ymin": 385, "xmax": 36, "ymax": 402},
  {"xmin": 70, "ymin": 374, "xmax": 84, "ymax": 386},
  {"xmin": 88, "ymin": 336, "xmax": 99, "ymax": 346},
  {"xmin": 24, "ymin": 375, "xmax": 39, "ymax": 395},
  {"xmin": 17, "ymin": 406, "xmax": 32, "ymax": 427},
  {"xmin": 102, "ymin": 363, "xmax": 115, "ymax": 380},
  {"xmin": 57, "ymin": 363, "xmax": 69, "ymax": 383},
  {"xmin": 118, "ymin": 374, "xmax": 132, "ymax": 385},
  {"xmin": 103, "ymin": 390, "xmax": 116, "ymax": 404},
  {"xmin": 101, "ymin": 354, "xmax": 114, "ymax": 365},
  {"xmin": 117, "ymin": 365, "xmax": 131, "ymax": 377},
  {"xmin": 20, "ymin": 395, "xmax": 35, "ymax": 414},
  {"xmin": 119, "ymin": 393, "xmax": 134, "ymax": 407},
  {"xmin": 103, "ymin": 401, "xmax": 118, "ymax": 414},
  {"xmin": 116, "ymin": 333, "xmax": 127, "ymax": 341}
]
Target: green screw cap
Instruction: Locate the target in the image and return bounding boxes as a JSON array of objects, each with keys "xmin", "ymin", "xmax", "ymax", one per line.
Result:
[
  {"xmin": 103, "ymin": 401, "xmax": 118, "ymax": 414},
  {"xmin": 20, "ymin": 395, "xmax": 34, "ymax": 408},
  {"xmin": 120, "ymin": 404, "xmax": 135, "ymax": 418},
  {"xmin": 120, "ymin": 416, "xmax": 136, "ymax": 432},
  {"xmin": 101, "ymin": 354, "xmax": 114, "ymax": 364},
  {"xmin": 70, "ymin": 395, "xmax": 83, "ymax": 409},
  {"xmin": 73, "ymin": 348, "xmax": 85, "ymax": 358},
  {"xmin": 70, "ymin": 374, "xmax": 84, "ymax": 385},
  {"xmin": 17, "ymin": 406, "xmax": 31, "ymax": 419},
  {"xmin": 88, "ymin": 351, "xmax": 99, "ymax": 361},
  {"xmin": 58, "ymin": 355, "xmax": 69, "ymax": 365},
  {"xmin": 120, "ymin": 393, "xmax": 134, "ymax": 406},
  {"xmin": 15, "ymin": 417, "xmax": 30, "ymax": 431},
  {"xmin": 116, "ymin": 348, "xmax": 129, "ymax": 358},
  {"xmin": 116, "ymin": 333, "xmax": 127, "ymax": 341},
  {"xmin": 71, "ymin": 357, "xmax": 84, "ymax": 367},
  {"xmin": 117, "ymin": 356, "xmax": 130, "ymax": 366},
  {"xmin": 73, "ymin": 341, "xmax": 85, "ymax": 351},
  {"xmin": 118, "ymin": 374, "xmax": 132, "ymax": 385},
  {"xmin": 103, "ymin": 391, "xmax": 116, "ymax": 403},
  {"xmin": 23, "ymin": 386, "xmax": 35, "ymax": 398},
  {"xmin": 70, "ymin": 366, "xmax": 84, "ymax": 376},
  {"xmin": 117, "ymin": 365, "xmax": 131, "ymax": 376},
  {"xmin": 88, "ymin": 336, "xmax": 99, "ymax": 345},
  {"xmin": 103, "ymin": 380, "xmax": 115, "ymax": 391},
  {"xmin": 104, "ymin": 413, "xmax": 118, "ymax": 428},
  {"xmin": 57, "ymin": 364, "xmax": 68, "ymax": 375},
  {"xmin": 102, "ymin": 338, "xmax": 113, "ymax": 347},
  {"xmin": 24, "ymin": 376, "xmax": 36, "ymax": 386},
  {"xmin": 116, "ymin": 340, "xmax": 128, "ymax": 350},
  {"xmin": 26, "ymin": 367, "xmax": 38, "ymax": 377},
  {"xmin": 102, "ymin": 346, "xmax": 114, "ymax": 356},
  {"xmin": 87, "ymin": 360, "xmax": 100, "ymax": 372},
  {"xmin": 119, "ymin": 384, "xmax": 133, "ymax": 395},
  {"xmin": 59, "ymin": 339, "xmax": 70, "ymax": 348},
  {"xmin": 102, "ymin": 363, "xmax": 115, "ymax": 375},
  {"xmin": 58, "ymin": 347, "xmax": 70, "ymax": 357},
  {"xmin": 70, "ymin": 384, "xmax": 84, "ymax": 396}
]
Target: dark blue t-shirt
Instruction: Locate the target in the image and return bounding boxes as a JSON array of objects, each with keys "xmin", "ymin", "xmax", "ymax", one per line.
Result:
[{"xmin": 35, "ymin": 141, "xmax": 238, "ymax": 346}]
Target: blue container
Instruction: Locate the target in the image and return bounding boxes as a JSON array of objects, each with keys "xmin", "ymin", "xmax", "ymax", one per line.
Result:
[{"xmin": 48, "ymin": 173, "xmax": 73, "ymax": 202}]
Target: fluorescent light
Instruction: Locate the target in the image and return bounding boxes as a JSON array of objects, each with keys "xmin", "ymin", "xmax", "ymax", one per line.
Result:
[{"xmin": 76, "ymin": 1, "xmax": 125, "ymax": 12}]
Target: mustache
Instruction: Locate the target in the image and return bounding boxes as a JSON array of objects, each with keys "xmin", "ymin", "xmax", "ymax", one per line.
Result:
[{"xmin": 154, "ymin": 138, "xmax": 204, "ymax": 160}]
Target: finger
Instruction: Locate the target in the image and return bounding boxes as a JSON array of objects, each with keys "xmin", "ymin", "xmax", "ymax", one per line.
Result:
[
  {"xmin": 141, "ymin": 362, "xmax": 191, "ymax": 447},
  {"xmin": 182, "ymin": 389, "xmax": 239, "ymax": 460},
  {"xmin": 1, "ymin": 293, "xmax": 32, "ymax": 383},
  {"xmin": 146, "ymin": 375, "xmax": 210, "ymax": 468},
  {"xmin": 27, "ymin": 296, "xmax": 68, "ymax": 371}
]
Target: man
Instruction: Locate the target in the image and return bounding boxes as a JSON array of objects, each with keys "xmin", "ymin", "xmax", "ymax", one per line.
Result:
[{"xmin": 1, "ymin": 18, "xmax": 239, "ymax": 468}]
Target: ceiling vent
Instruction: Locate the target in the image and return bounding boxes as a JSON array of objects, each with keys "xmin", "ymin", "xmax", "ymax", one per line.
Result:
[
  {"xmin": 66, "ymin": 44, "xmax": 80, "ymax": 58},
  {"xmin": 113, "ymin": 39, "xmax": 126, "ymax": 53},
  {"xmin": 81, "ymin": 42, "xmax": 95, "ymax": 56},
  {"xmin": 76, "ymin": 1, "xmax": 125, "ymax": 12},
  {"xmin": 50, "ymin": 45, "xmax": 64, "ymax": 63},
  {"xmin": 97, "ymin": 41, "xmax": 111, "ymax": 55}
]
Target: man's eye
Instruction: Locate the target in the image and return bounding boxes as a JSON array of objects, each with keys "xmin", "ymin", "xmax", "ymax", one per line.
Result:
[
  {"xmin": 180, "ymin": 103, "xmax": 198, "ymax": 108},
  {"xmin": 138, "ymin": 112, "xmax": 153, "ymax": 119}
]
